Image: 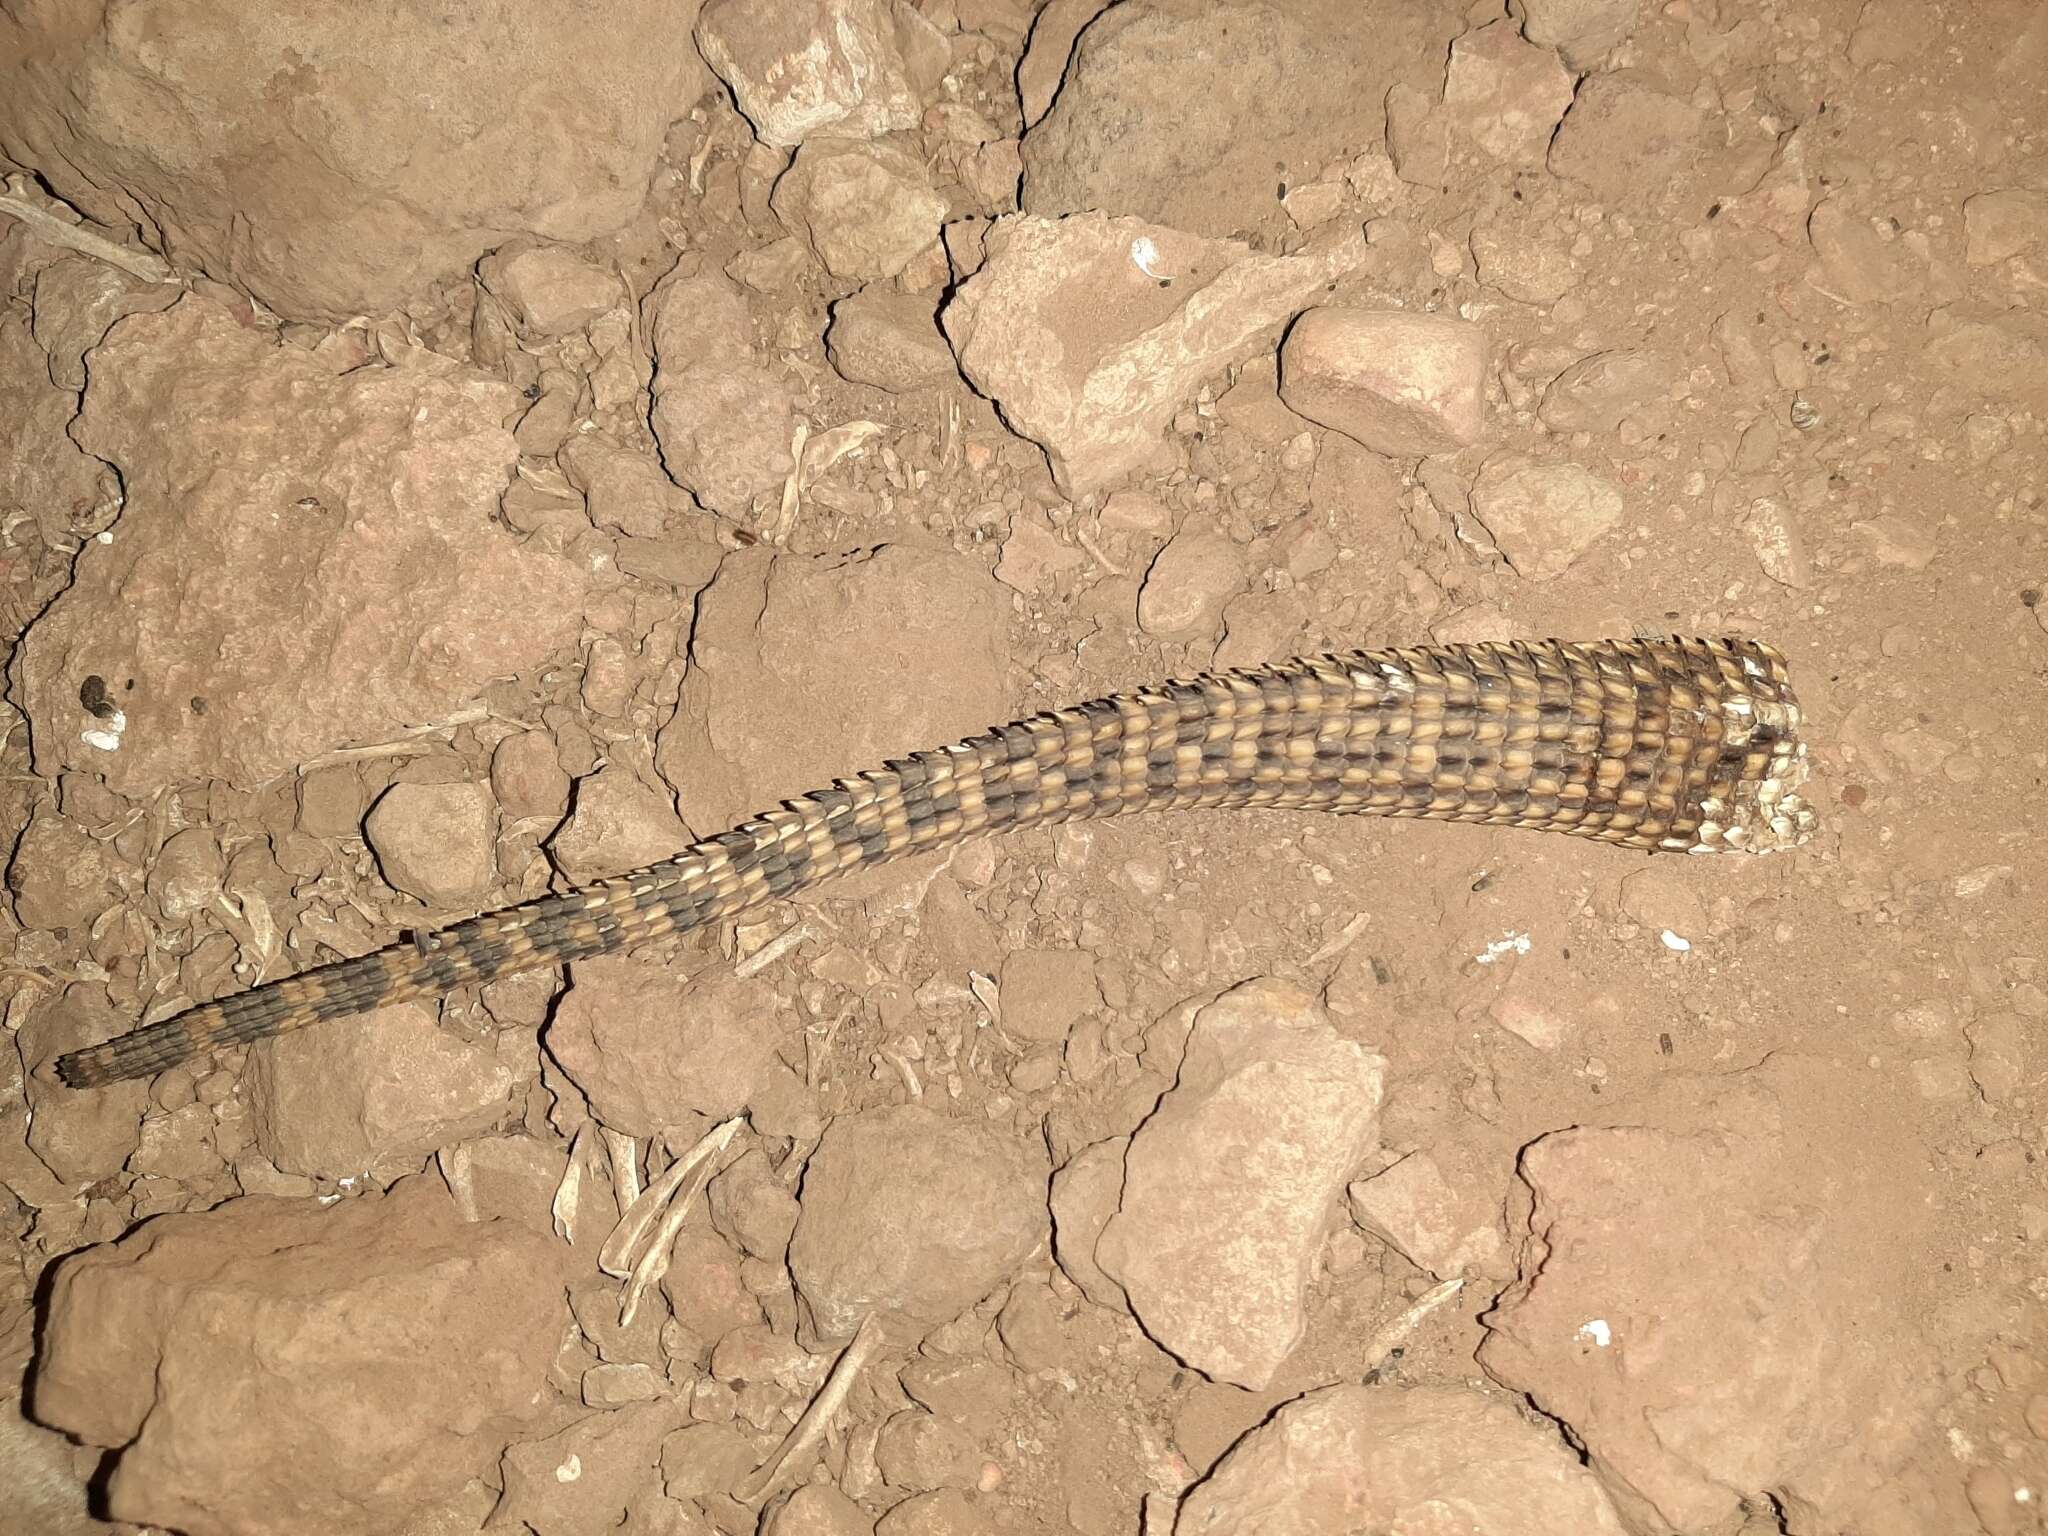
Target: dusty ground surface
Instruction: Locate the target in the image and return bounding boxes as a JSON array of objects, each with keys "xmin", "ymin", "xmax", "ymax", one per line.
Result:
[{"xmin": 1, "ymin": 0, "xmax": 2045, "ymax": 1532}]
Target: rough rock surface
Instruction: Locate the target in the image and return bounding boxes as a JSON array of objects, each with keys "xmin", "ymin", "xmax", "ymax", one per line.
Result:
[
  {"xmin": 493, "ymin": 731, "xmax": 574, "ymax": 822},
  {"xmin": 550, "ymin": 765, "xmax": 695, "ymax": 883},
  {"xmin": 772, "ymin": 138, "xmax": 949, "ymax": 282},
  {"xmin": 478, "ymin": 245, "xmax": 626, "ymax": 338},
  {"xmin": 16, "ymin": 987, "xmax": 149, "ymax": 1184},
  {"xmin": 1510, "ymin": 0, "xmax": 1640, "ymax": 69},
  {"xmin": 768, "ymin": 1482, "xmax": 876, "ymax": 1535},
  {"xmin": 1051, "ymin": 1136, "xmax": 1131, "ymax": 1311},
  {"xmin": 1095, "ymin": 980, "xmax": 1384, "ymax": 1389},
  {"xmin": 495, "ymin": 1402, "xmax": 682, "ymax": 1534},
  {"xmin": 1279, "ymin": 309, "xmax": 1489, "ymax": 458},
  {"xmin": 657, "ymin": 544, "xmax": 1008, "ymax": 831},
  {"xmin": 1136, "ymin": 528, "xmax": 1249, "ymax": 643},
  {"xmin": 0, "ymin": 307, "xmax": 121, "ymax": 547},
  {"xmin": 32, "ymin": 1181, "xmax": 566, "ymax": 1536},
  {"xmin": 1465, "ymin": 455, "xmax": 1623, "ymax": 582},
  {"xmin": 1441, "ymin": 20, "xmax": 1575, "ymax": 166},
  {"xmin": 1175, "ymin": 1384, "xmax": 1630, "ymax": 1535},
  {"xmin": 0, "ymin": 1, "xmax": 706, "ymax": 320},
  {"xmin": 828, "ymin": 288, "xmax": 959, "ymax": 392},
  {"xmin": 362, "ymin": 780, "xmax": 498, "ymax": 909},
  {"xmin": 789, "ymin": 1101, "xmax": 1047, "ymax": 1343},
  {"xmin": 1547, "ymin": 72, "xmax": 1706, "ymax": 211},
  {"xmin": 1019, "ymin": 0, "xmax": 1404, "ymax": 244},
  {"xmin": 648, "ymin": 267, "xmax": 800, "ymax": 520},
  {"xmin": 696, "ymin": 0, "xmax": 945, "ymax": 148},
  {"xmin": 545, "ymin": 959, "xmax": 788, "ymax": 1135},
  {"xmin": 1536, "ymin": 349, "xmax": 1677, "ymax": 435},
  {"xmin": 999, "ymin": 947, "xmax": 1101, "ymax": 1043},
  {"xmin": 30, "ymin": 260, "xmax": 176, "ymax": 395},
  {"xmin": 945, "ymin": 215, "xmax": 1366, "ymax": 494},
  {"xmin": 246, "ymin": 1002, "xmax": 528, "ymax": 1181},
  {"xmin": 1346, "ymin": 1149, "xmax": 1510, "ymax": 1282},
  {"xmin": 1480, "ymin": 1065, "xmax": 1939, "ymax": 1533},
  {"xmin": 7, "ymin": 809, "xmax": 123, "ymax": 934},
  {"xmin": 17, "ymin": 300, "xmax": 591, "ymax": 794}
]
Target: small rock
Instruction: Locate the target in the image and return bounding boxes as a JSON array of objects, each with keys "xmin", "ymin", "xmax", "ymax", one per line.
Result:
[
  {"xmin": 708, "ymin": 1149, "xmax": 802, "ymax": 1263},
  {"xmin": 1470, "ymin": 216, "xmax": 1580, "ymax": 304},
  {"xmin": 1385, "ymin": 82, "xmax": 1450, "ymax": 189},
  {"xmin": 1808, "ymin": 196, "xmax": 1912, "ymax": 304},
  {"xmin": 1743, "ymin": 497, "xmax": 1810, "ymax": 589},
  {"xmin": 492, "ymin": 731, "xmax": 573, "ymax": 822},
  {"xmin": 1966, "ymin": 1014, "xmax": 2026, "ymax": 1104},
  {"xmin": 994, "ymin": 508, "xmax": 1086, "ymax": 595},
  {"xmin": 1441, "ymin": 20, "xmax": 1574, "ymax": 165},
  {"xmin": 1177, "ymin": 1384, "xmax": 1630, "ymax": 1534},
  {"xmin": 1479, "ymin": 1093, "xmax": 1936, "ymax": 1535},
  {"xmin": 449, "ymin": 1133, "xmax": 571, "ymax": 1234},
  {"xmin": 33, "ymin": 1181, "xmax": 565, "ymax": 1535},
  {"xmin": 1726, "ymin": 127, "xmax": 1819, "ymax": 247},
  {"xmin": 1537, "ymin": 350, "xmax": 1676, "ymax": 435},
  {"xmin": 584, "ymin": 1362, "xmax": 667, "ymax": 1407},
  {"xmin": 1137, "ymin": 529, "xmax": 1247, "ymax": 643},
  {"xmin": 559, "ymin": 435, "xmax": 704, "ymax": 544},
  {"xmin": 9, "ymin": 810, "xmax": 121, "ymax": 932},
  {"xmin": 695, "ymin": 0, "xmax": 941, "ymax": 147},
  {"xmin": 899, "ymin": 1354, "xmax": 1018, "ymax": 1439},
  {"xmin": 1964, "ymin": 189, "xmax": 2048, "ymax": 266},
  {"xmin": 767, "ymin": 1483, "xmax": 875, "ymax": 1536},
  {"xmin": 497, "ymin": 1403, "xmax": 680, "ymax": 1535},
  {"xmin": 660, "ymin": 1420, "xmax": 761, "ymax": 1502},
  {"xmin": 1466, "ymin": 456, "xmax": 1623, "ymax": 581},
  {"xmin": 875, "ymin": 1489, "xmax": 992, "ymax": 1536},
  {"xmin": 1347, "ymin": 1150, "xmax": 1511, "ymax": 1281},
  {"xmin": 18, "ymin": 988, "xmax": 149, "ymax": 1182},
  {"xmin": 827, "ymin": 288, "xmax": 959, "ymax": 391},
  {"xmin": 247, "ymin": 1000, "xmax": 526, "ymax": 1180},
  {"xmin": 944, "ymin": 213, "xmax": 1365, "ymax": 495},
  {"xmin": 662, "ymin": 1229, "xmax": 766, "ymax": 1347},
  {"xmin": 0, "ymin": 2, "xmax": 703, "ymax": 321},
  {"xmin": 546, "ymin": 961, "xmax": 788, "ymax": 1136},
  {"xmin": 1214, "ymin": 359, "xmax": 1311, "ymax": 446},
  {"xmin": 657, "ymin": 545, "xmax": 1008, "ymax": 834},
  {"xmin": 19, "ymin": 301, "xmax": 590, "ymax": 793},
  {"xmin": 1279, "ymin": 308, "xmax": 1488, "ymax": 457},
  {"xmin": 648, "ymin": 268, "xmax": 797, "ymax": 519},
  {"xmin": 479, "ymin": 245, "xmax": 624, "ymax": 336},
  {"xmin": 1050, "ymin": 1137, "xmax": 1131, "ymax": 1310},
  {"xmin": 1095, "ymin": 979, "xmax": 1385, "ymax": 1389},
  {"xmin": 773, "ymin": 139, "xmax": 949, "ymax": 282},
  {"xmin": 1510, "ymin": 0, "xmax": 1640, "ymax": 69},
  {"xmin": 876, "ymin": 1410, "xmax": 982, "ymax": 1492},
  {"xmin": 999, "ymin": 948, "xmax": 1100, "ymax": 1043},
  {"xmin": 1853, "ymin": 514, "xmax": 1937, "ymax": 570},
  {"xmin": 1281, "ymin": 180, "xmax": 1346, "ymax": 230},
  {"xmin": 1019, "ymin": 0, "xmax": 1383, "ymax": 246},
  {"xmin": 364, "ymin": 780, "xmax": 497, "ymax": 908},
  {"xmin": 130, "ymin": 1103, "xmax": 221, "ymax": 1186},
  {"xmin": 788, "ymin": 1102, "xmax": 1047, "ymax": 1344},
  {"xmin": 1548, "ymin": 72, "xmax": 1705, "ymax": 210},
  {"xmin": 710, "ymin": 1325, "xmax": 825, "ymax": 1394},
  {"xmin": 550, "ymin": 766, "xmax": 692, "ymax": 884},
  {"xmin": 298, "ymin": 764, "xmax": 368, "ymax": 839}
]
